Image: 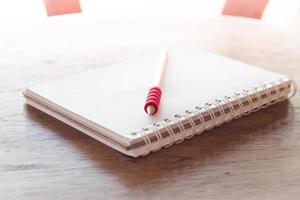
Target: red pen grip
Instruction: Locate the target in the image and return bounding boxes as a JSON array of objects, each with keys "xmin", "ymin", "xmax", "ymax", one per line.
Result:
[{"xmin": 144, "ymin": 86, "xmax": 162, "ymax": 114}]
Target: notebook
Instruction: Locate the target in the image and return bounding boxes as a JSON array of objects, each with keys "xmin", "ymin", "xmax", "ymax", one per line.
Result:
[{"xmin": 23, "ymin": 47, "xmax": 296, "ymax": 157}]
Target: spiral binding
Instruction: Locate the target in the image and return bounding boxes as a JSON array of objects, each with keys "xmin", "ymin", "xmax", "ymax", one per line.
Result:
[{"xmin": 135, "ymin": 78, "xmax": 296, "ymax": 156}]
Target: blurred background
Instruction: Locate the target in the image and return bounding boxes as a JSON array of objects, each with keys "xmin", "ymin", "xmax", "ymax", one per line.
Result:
[
  {"xmin": 1, "ymin": 0, "xmax": 300, "ymax": 28},
  {"xmin": 1, "ymin": 0, "xmax": 300, "ymax": 77}
]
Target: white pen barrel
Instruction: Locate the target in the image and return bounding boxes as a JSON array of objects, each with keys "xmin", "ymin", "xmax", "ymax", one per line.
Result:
[{"xmin": 154, "ymin": 48, "xmax": 168, "ymax": 87}]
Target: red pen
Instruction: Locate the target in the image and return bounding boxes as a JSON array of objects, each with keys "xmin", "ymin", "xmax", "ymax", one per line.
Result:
[{"xmin": 144, "ymin": 48, "xmax": 168, "ymax": 115}]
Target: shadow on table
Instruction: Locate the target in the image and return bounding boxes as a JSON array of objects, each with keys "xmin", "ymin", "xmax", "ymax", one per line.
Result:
[{"xmin": 25, "ymin": 99, "xmax": 295, "ymax": 189}]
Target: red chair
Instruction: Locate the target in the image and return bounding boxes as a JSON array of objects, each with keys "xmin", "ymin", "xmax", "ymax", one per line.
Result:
[
  {"xmin": 43, "ymin": 0, "xmax": 81, "ymax": 16},
  {"xmin": 222, "ymin": 0, "xmax": 269, "ymax": 19}
]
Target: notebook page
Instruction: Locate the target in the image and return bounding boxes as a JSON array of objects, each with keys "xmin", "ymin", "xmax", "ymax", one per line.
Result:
[{"xmin": 26, "ymin": 47, "xmax": 287, "ymax": 142}]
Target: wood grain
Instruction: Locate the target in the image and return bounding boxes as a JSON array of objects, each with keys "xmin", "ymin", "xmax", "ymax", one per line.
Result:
[{"xmin": 1, "ymin": 16, "xmax": 300, "ymax": 200}]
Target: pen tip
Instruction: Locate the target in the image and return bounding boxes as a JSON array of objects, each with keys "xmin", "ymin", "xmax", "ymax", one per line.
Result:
[{"xmin": 146, "ymin": 105, "xmax": 156, "ymax": 115}]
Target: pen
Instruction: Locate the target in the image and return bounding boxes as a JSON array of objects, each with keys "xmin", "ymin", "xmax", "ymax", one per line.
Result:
[{"xmin": 144, "ymin": 48, "xmax": 168, "ymax": 115}]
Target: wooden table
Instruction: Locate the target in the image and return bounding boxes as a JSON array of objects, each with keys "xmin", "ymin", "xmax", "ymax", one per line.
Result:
[{"xmin": 1, "ymin": 16, "xmax": 300, "ymax": 200}]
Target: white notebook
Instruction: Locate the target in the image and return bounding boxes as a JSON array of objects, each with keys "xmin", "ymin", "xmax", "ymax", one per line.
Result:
[{"xmin": 23, "ymin": 47, "xmax": 296, "ymax": 157}]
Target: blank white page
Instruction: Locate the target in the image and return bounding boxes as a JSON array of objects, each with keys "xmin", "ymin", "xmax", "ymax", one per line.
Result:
[{"xmin": 26, "ymin": 47, "xmax": 287, "ymax": 140}]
